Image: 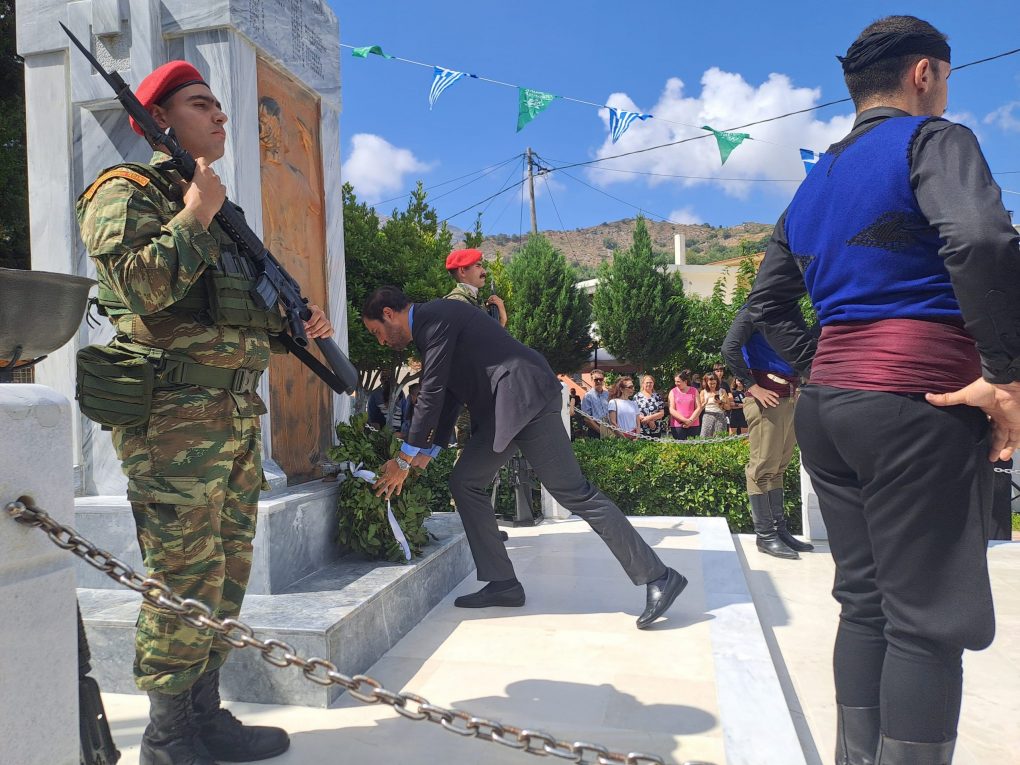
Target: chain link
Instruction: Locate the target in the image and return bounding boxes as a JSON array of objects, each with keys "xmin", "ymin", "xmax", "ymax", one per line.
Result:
[
  {"xmin": 593, "ymin": 417, "xmax": 749, "ymax": 445},
  {"xmin": 6, "ymin": 496, "xmax": 715, "ymax": 765},
  {"xmin": 993, "ymin": 466, "xmax": 1020, "ymax": 474}
]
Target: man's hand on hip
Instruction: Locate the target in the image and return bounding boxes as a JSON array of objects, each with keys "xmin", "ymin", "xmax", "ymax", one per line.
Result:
[
  {"xmin": 748, "ymin": 384, "xmax": 780, "ymax": 408},
  {"xmin": 927, "ymin": 379, "xmax": 1020, "ymax": 461}
]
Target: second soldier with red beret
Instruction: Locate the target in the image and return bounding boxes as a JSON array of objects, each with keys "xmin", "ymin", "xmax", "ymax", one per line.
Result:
[{"xmin": 444, "ymin": 248, "xmax": 507, "ymax": 326}]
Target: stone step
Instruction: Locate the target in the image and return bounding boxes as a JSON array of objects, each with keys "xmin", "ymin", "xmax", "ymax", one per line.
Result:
[
  {"xmin": 79, "ymin": 512, "xmax": 473, "ymax": 707},
  {"xmin": 74, "ymin": 479, "xmax": 344, "ymax": 595}
]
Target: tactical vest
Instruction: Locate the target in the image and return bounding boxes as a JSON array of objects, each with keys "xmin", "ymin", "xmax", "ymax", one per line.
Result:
[
  {"xmin": 785, "ymin": 116, "xmax": 961, "ymax": 326},
  {"xmin": 85, "ymin": 162, "xmax": 284, "ymax": 333}
]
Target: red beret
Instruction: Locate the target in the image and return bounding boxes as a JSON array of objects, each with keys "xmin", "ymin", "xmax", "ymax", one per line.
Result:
[
  {"xmin": 129, "ymin": 61, "xmax": 207, "ymax": 135},
  {"xmin": 445, "ymin": 248, "xmax": 483, "ymax": 270}
]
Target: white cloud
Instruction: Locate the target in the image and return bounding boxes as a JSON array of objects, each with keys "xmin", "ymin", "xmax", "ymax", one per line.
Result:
[
  {"xmin": 984, "ymin": 102, "xmax": 1020, "ymax": 133},
  {"xmin": 588, "ymin": 69, "xmax": 855, "ymax": 198},
  {"xmin": 343, "ymin": 134, "xmax": 433, "ymax": 200},
  {"xmin": 668, "ymin": 206, "xmax": 702, "ymax": 224}
]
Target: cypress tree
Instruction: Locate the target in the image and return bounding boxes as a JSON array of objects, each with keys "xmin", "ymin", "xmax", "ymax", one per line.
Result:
[
  {"xmin": 591, "ymin": 216, "xmax": 685, "ymax": 372},
  {"xmin": 506, "ymin": 235, "xmax": 591, "ymax": 373}
]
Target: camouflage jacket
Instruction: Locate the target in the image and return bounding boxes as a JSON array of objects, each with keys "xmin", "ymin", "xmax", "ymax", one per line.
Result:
[
  {"xmin": 443, "ymin": 282, "xmax": 483, "ymax": 308},
  {"xmin": 76, "ymin": 152, "xmax": 273, "ymax": 418}
]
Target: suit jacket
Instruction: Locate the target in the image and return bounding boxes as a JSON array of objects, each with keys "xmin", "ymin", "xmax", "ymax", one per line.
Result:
[{"xmin": 408, "ymin": 299, "xmax": 562, "ymax": 453}]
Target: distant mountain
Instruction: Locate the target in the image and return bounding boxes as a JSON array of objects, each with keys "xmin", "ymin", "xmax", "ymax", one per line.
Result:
[{"xmin": 456, "ymin": 218, "xmax": 773, "ymax": 279}]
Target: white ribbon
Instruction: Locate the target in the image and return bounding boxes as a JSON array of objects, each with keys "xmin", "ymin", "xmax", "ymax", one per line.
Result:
[{"xmin": 340, "ymin": 461, "xmax": 412, "ymax": 561}]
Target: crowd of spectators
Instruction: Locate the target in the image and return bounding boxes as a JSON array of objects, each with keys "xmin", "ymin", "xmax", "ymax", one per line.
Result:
[{"xmin": 571, "ymin": 365, "xmax": 747, "ymax": 440}]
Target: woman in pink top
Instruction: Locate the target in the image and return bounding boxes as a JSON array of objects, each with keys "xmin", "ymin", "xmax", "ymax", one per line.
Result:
[{"xmin": 668, "ymin": 370, "xmax": 703, "ymax": 440}]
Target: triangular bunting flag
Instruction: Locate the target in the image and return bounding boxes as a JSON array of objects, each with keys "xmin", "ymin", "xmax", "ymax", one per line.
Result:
[
  {"xmin": 701, "ymin": 125, "xmax": 751, "ymax": 165},
  {"xmin": 517, "ymin": 88, "xmax": 556, "ymax": 132},
  {"xmin": 609, "ymin": 108, "xmax": 652, "ymax": 143},
  {"xmin": 800, "ymin": 148, "xmax": 824, "ymax": 175},
  {"xmin": 351, "ymin": 45, "xmax": 393, "ymax": 59},
  {"xmin": 429, "ymin": 66, "xmax": 467, "ymax": 110}
]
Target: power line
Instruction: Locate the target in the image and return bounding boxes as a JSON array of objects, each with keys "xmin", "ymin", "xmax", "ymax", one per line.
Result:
[
  {"xmin": 540, "ymin": 46, "xmax": 1020, "ymax": 173},
  {"xmin": 554, "ymin": 168, "xmax": 690, "ymax": 226},
  {"xmin": 439, "ymin": 175, "xmax": 528, "ymax": 224},
  {"xmin": 540, "ymin": 158, "xmax": 803, "ymax": 183},
  {"xmin": 542, "ymin": 173, "xmax": 566, "ymax": 231},
  {"xmin": 367, "ymin": 154, "xmax": 521, "ymax": 207}
]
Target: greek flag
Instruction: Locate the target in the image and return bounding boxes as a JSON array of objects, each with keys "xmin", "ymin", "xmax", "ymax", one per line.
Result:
[
  {"xmin": 609, "ymin": 108, "xmax": 651, "ymax": 143},
  {"xmin": 429, "ymin": 66, "xmax": 466, "ymax": 110},
  {"xmin": 800, "ymin": 148, "xmax": 823, "ymax": 175}
]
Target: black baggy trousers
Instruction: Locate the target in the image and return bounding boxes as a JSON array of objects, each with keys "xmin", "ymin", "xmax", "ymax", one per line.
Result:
[{"xmin": 796, "ymin": 385, "xmax": 995, "ymax": 742}]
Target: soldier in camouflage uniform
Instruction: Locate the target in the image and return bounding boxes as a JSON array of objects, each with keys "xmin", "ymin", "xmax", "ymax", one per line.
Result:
[
  {"xmin": 76, "ymin": 61, "xmax": 332, "ymax": 765},
  {"xmin": 444, "ymin": 249, "xmax": 506, "ymax": 447}
]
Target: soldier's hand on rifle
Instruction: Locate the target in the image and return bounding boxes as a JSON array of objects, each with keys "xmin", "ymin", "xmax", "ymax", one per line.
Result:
[
  {"xmin": 183, "ymin": 157, "xmax": 227, "ymax": 229},
  {"xmin": 304, "ymin": 304, "xmax": 334, "ymax": 339},
  {"xmin": 486, "ymin": 295, "xmax": 507, "ymax": 326}
]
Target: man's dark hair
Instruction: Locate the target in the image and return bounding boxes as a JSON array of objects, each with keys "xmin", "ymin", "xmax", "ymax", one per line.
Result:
[
  {"xmin": 844, "ymin": 16, "xmax": 947, "ymax": 109},
  {"xmin": 361, "ymin": 285, "xmax": 410, "ymax": 321}
]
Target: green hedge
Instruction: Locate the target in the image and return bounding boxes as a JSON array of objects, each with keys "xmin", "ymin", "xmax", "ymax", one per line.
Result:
[{"xmin": 572, "ymin": 437, "xmax": 802, "ymax": 534}]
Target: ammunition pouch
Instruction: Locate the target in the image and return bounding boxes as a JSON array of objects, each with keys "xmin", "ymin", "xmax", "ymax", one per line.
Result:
[
  {"xmin": 76, "ymin": 341, "xmax": 262, "ymax": 429},
  {"xmin": 75, "ymin": 343, "xmax": 156, "ymax": 429}
]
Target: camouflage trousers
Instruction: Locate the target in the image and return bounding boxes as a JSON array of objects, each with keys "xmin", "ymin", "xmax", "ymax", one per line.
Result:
[{"xmin": 112, "ymin": 411, "xmax": 263, "ymax": 695}]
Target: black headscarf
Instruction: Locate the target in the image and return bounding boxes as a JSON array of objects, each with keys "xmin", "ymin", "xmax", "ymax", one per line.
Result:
[{"xmin": 838, "ymin": 31, "xmax": 951, "ymax": 74}]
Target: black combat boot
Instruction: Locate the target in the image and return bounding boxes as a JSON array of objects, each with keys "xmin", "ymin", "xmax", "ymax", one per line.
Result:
[
  {"xmin": 835, "ymin": 705, "xmax": 880, "ymax": 765},
  {"xmin": 750, "ymin": 492, "xmax": 799, "ymax": 559},
  {"xmin": 192, "ymin": 669, "xmax": 290, "ymax": 762},
  {"xmin": 140, "ymin": 689, "xmax": 218, "ymax": 765},
  {"xmin": 767, "ymin": 487, "xmax": 814, "ymax": 552},
  {"xmin": 874, "ymin": 734, "xmax": 956, "ymax": 765}
]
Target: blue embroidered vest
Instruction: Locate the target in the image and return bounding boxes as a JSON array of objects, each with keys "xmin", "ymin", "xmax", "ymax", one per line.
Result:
[
  {"xmin": 785, "ymin": 116, "xmax": 960, "ymax": 326},
  {"xmin": 742, "ymin": 331, "xmax": 796, "ymax": 376}
]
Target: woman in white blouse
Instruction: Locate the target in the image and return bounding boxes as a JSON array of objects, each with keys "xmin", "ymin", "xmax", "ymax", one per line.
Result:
[{"xmin": 607, "ymin": 376, "xmax": 640, "ymax": 439}]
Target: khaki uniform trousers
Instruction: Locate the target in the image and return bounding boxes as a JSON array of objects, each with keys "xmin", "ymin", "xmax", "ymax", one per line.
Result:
[{"xmin": 743, "ymin": 395, "xmax": 796, "ymax": 496}]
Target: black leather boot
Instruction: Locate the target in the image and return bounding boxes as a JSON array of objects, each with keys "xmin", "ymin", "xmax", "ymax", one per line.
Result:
[
  {"xmin": 192, "ymin": 669, "xmax": 290, "ymax": 762},
  {"xmin": 874, "ymin": 734, "xmax": 956, "ymax": 765},
  {"xmin": 750, "ymin": 493, "xmax": 799, "ymax": 559},
  {"xmin": 835, "ymin": 705, "xmax": 880, "ymax": 765},
  {"xmin": 768, "ymin": 488, "xmax": 814, "ymax": 552},
  {"xmin": 140, "ymin": 689, "xmax": 218, "ymax": 765}
]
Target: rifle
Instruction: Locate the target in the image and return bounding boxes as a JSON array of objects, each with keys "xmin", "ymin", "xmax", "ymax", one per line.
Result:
[
  {"xmin": 61, "ymin": 23, "xmax": 358, "ymax": 395},
  {"xmin": 485, "ymin": 274, "xmax": 501, "ymax": 322}
]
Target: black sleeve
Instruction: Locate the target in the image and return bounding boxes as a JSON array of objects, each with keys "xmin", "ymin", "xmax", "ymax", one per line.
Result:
[
  {"xmin": 721, "ymin": 308, "xmax": 755, "ymax": 388},
  {"xmin": 406, "ymin": 314, "xmax": 458, "ymax": 449},
  {"xmin": 744, "ymin": 213, "xmax": 818, "ymax": 376},
  {"xmin": 911, "ymin": 121, "xmax": 1020, "ymax": 383}
]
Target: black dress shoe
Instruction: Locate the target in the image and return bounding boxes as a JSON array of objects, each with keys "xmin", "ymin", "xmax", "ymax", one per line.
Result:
[
  {"xmin": 454, "ymin": 581, "xmax": 526, "ymax": 608},
  {"xmin": 637, "ymin": 568, "xmax": 687, "ymax": 629}
]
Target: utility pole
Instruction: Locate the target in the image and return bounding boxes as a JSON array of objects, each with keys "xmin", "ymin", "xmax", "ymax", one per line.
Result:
[{"xmin": 526, "ymin": 147, "xmax": 538, "ymax": 235}]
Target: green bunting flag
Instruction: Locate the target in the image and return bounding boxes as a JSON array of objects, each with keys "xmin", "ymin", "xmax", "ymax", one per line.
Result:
[
  {"xmin": 352, "ymin": 45, "xmax": 393, "ymax": 59},
  {"xmin": 701, "ymin": 125, "xmax": 751, "ymax": 165},
  {"xmin": 517, "ymin": 88, "xmax": 557, "ymax": 132}
]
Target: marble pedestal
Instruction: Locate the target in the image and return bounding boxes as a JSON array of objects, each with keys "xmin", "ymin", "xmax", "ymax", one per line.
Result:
[
  {"xmin": 0, "ymin": 386, "xmax": 78, "ymax": 765},
  {"xmin": 78, "ymin": 513, "xmax": 474, "ymax": 707},
  {"xmin": 74, "ymin": 480, "xmax": 343, "ymax": 595},
  {"xmin": 800, "ymin": 464, "xmax": 827, "ymax": 541}
]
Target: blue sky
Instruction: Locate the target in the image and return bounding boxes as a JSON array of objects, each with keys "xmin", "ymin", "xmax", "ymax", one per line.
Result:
[{"xmin": 328, "ymin": 0, "xmax": 1020, "ymax": 236}]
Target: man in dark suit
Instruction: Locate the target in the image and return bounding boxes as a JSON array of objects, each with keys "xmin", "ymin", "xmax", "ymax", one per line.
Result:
[{"xmin": 363, "ymin": 286, "xmax": 686, "ymax": 629}]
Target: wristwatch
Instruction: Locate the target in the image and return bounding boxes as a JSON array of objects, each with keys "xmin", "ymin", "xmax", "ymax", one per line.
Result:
[{"xmin": 395, "ymin": 455, "xmax": 411, "ymax": 471}]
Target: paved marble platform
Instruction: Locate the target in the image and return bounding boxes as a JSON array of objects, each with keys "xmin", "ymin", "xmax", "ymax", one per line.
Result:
[
  {"xmin": 79, "ymin": 512, "xmax": 474, "ymax": 707},
  {"xmin": 91, "ymin": 517, "xmax": 808, "ymax": 765},
  {"xmin": 73, "ymin": 479, "xmax": 342, "ymax": 595},
  {"xmin": 93, "ymin": 520, "xmax": 1020, "ymax": 765}
]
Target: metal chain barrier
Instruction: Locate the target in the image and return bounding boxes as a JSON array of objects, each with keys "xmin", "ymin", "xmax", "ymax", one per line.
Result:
[
  {"xmin": 593, "ymin": 417, "xmax": 748, "ymax": 445},
  {"xmin": 993, "ymin": 466, "xmax": 1020, "ymax": 474},
  {"xmin": 6, "ymin": 496, "xmax": 714, "ymax": 765}
]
